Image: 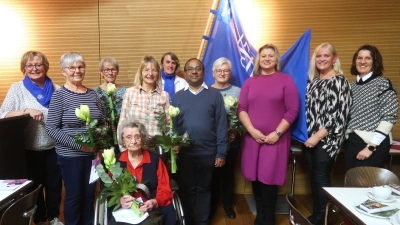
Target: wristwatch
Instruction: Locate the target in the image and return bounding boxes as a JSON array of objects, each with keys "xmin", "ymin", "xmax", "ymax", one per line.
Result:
[
  {"xmin": 275, "ymin": 130, "xmax": 282, "ymax": 137},
  {"xmin": 367, "ymin": 144, "xmax": 377, "ymax": 152}
]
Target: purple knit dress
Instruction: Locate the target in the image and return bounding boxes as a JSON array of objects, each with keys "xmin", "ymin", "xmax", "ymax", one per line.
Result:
[{"xmin": 238, "ymin": 72, "xmax": 299, "ymax": 186}]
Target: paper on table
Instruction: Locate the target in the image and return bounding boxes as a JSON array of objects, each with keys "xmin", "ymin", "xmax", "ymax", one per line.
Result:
[
  {"xmin": 89, "ymin": 158, "xmax": 100, "ymax": 184},
  {"xmin": 113, "ymin": 198, "xmax": 149, "ymax": 224},
  {"xmin": 2, "ymin": 179, "xmax": 28, "ymax": 185},
  {"xmin": 0, "ymin": 179, "xmax": 27, "ymax": 191}
]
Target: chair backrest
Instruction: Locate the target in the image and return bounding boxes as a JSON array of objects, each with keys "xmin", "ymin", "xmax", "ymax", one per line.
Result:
[
  {"xmin": 344, "ymin": 166, "xmax": 400, "ymax": 187},
  {"xmin": 286, "ymin": 194, "xmax": 312, "ymax": 225},
  {"xmin": 0, "ymin": 184, "xmax": 42, "ymax": 225}
]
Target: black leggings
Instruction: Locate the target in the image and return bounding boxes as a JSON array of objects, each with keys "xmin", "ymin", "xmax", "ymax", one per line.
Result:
[{"xmin": 303, "ymin": 142, "xmax": 336, "ymax": 222}]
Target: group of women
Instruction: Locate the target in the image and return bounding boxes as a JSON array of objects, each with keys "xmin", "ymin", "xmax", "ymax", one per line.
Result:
[
  {"xmin": 0, "ymin": 41, "xmax": 397, "ymax": 225},
  {"xmin": 237, "ymin": 43, "xmax": 398, "ymax": 225},
  {"xmin": 303, "ymin": 43, "xmax": 398, "ymax": 225},
  {"xmin": 0, "ymin": 51, "xmax": 181, "ymax": 225}
]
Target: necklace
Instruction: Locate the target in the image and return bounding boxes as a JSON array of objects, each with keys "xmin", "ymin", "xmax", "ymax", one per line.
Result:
[{"xmin": 319, "ymin": 70, "xmax": 335, "ymax": 80}]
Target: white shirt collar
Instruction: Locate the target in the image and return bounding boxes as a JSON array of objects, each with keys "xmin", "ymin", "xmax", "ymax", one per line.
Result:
[
  {"xmin": 184, "ymin": 82, "xmax": 208, "ymax": 95},
  {"xmin": 357, "ymin": 71, "xmax": 373, "ymax": 82}
]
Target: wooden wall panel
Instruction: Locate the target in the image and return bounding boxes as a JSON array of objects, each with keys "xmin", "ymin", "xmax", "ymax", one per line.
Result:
[
  {"xmin": 0, "ymin": 0, "xmax": 100, "ymax": 99},
  {"xmin": 98, "ymin": 0, "xmax": 214, "ymax": 86}
]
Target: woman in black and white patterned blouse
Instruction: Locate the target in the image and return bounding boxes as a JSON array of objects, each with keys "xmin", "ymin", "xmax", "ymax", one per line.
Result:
[
  {"xmin": 344, "ymin": 45, "xmax": 399, "ymax": 171},
  {"xmin": 304, "ymin": 43, "xmax": 351, "ymax": 225}
]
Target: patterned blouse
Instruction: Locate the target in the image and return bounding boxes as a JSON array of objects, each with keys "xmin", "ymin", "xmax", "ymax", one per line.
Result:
[
  {"xmin": 118, "ymin": 86, "xmax": 170, "ymax": 137},
  {"xmin": 306, "ymin": 75, "xmax": 352, "ymax": 157}
]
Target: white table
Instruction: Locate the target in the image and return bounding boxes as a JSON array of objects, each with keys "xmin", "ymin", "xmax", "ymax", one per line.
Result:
[
  {"xmin": 323, "ymin": 187, "xmax": 399, "ymax": 225},
  {"xmin": 0, "ymin": 180, "xmax": 32, "ymax": 211}
]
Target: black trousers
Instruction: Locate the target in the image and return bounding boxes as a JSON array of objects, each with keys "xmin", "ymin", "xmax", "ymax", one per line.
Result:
[
  {"xmin": 303, "ymin": 142, "xmax": 335, "ymax": 224},
  {"xmin": 252, "ymin": 180, "xmax": 277, "ymax": 225},
  {"xmin": 178, "ymin": 154, "xmax": 214, "ymax": 225},
  {"xmin": 344, "ymin": 133, "xmax": 390, "ymax": 172},
  {"xmin": 210, "ymin": 140, "xmax": 240, "ymax": 210},
  {"xmin": 26, "ymin": 148, "xmax": 62, "ymax": 223}
]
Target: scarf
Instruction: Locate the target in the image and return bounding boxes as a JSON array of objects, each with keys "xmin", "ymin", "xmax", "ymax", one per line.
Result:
[
  {"xmin": 162, "ymin": 71, "xmax": 176, "ymax": 100},
  {"xmin": 23, "ymin": 75, "xmax": 54, "ymax": 108}
]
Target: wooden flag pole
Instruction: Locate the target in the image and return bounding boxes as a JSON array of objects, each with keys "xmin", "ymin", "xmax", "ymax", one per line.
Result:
[{"xmin": 197, "ymin": 0, "xmax": 220, "ymax": 60}]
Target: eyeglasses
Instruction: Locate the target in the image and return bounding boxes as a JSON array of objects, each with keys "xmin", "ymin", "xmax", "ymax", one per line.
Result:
[
  {"xmin": 66, "ymin": 66, "xmax": 85, "ymax": 72},
  {"xmin": 25, "ymin": 64, "xmax": 44, "ymax": 70},
  {"xmin": 215, "ymin": 69, "xmax": 231, "ymax": 74},
  {"xmin": 185, "ymin": 67, "xmax": 203, "ymax": 72},
  {"xmin": 356, "ymin": 56, "xmax": 372, "ymax": 62},
  {"xmin": 143, "ymin": 69, "xmax": 158, "ymax": 74},
  {"xmin": 103, "ymin": 68, "xmax": 117, "ymax": 73},
  {"xmin": 124, "ymin": 134, "xmax": 141, "ymax": 142}
]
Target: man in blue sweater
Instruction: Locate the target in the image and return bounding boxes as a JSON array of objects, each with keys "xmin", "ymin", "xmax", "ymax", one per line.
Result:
[{"xmin": 172, "ymin": 58, "xmax": 228, "ymax": 225}]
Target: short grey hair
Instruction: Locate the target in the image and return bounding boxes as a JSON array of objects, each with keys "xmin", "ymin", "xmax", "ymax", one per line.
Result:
[
  {"xmin": 118, "ymin": 121, "xmax": 149, "ymax": 147},
  {"xmin": 60, "ymin": 52, "xmax": 85, "ymax": 70},
  {"xmin": 212, "ymin": 57, "xmax": 232, "ymax": 72},
  {"xmin": 99, "ymin": 57, "xmax": 119, "ymax": 71}
]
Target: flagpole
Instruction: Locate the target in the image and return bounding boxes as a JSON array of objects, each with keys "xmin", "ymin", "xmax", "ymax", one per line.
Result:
[{"xmin": 197, "ymin": 0, "xmax": 220, "ymax": 60}]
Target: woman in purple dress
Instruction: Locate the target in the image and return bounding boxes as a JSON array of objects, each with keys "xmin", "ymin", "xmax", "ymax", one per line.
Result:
[{"xmin": 238, "ymin": 44, "xmax": 299, "ymax": 225}]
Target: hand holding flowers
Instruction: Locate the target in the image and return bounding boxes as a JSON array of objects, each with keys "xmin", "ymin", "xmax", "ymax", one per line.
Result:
[{"xmin": 96, "ymin": 149, "xmax": 145, "ymax": 217}]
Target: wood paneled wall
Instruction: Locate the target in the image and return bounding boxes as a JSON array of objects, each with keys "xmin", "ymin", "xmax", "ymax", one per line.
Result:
[{"xmin": 1, "ymin": 0, "xmax": 400, "ymax": 194}]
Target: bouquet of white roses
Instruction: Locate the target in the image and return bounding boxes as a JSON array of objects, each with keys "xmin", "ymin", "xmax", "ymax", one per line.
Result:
[
  {"xmin": 224, "ymin": 96, "xmax": 246, "ymax": 135},
  {"xmin": 153, "ymin": 106, "xmax": 191, "ymax": 173},
  {"xmin": 70, "ymin": 104, "xmax": 111, "ymax": 155},
  {"xmin": 96, "ymin": 149, "xmax": 145, "ymax": 217},
  {"xmin": 95, "ymin": 83, "xmax": 122, "ymax": 146}
]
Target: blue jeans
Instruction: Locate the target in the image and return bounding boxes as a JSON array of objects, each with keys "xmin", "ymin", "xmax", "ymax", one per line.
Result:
[{"xmin": 58, "ymin": 155, "xmax": 96, "ymax": 225}]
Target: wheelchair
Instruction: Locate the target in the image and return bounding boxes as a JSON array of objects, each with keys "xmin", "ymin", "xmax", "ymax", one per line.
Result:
[{"xmin": 94, "ymin": 146, "xmax": 185, "ymax": 225}]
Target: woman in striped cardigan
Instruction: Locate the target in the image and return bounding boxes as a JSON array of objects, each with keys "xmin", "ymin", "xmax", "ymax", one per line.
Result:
[{"xmin": 46, "ymin": 52, "xmax": 104, "ymax": 225}]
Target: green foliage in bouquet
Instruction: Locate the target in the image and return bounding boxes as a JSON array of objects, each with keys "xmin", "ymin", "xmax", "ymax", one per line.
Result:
[
  {"xmin": 96, "ymin": 150, "xmax": 144, "ymax": 216},
  {"xmin": 70, "ymin": 105, "xmax": 112, "ymax": 150},
  {"xmin": 153, "ymin": 106, "xmax": 191, "ymax": 173},
  {"xmin": 224, "ymin": 96, "xmax": 246, "ymax": 135}
]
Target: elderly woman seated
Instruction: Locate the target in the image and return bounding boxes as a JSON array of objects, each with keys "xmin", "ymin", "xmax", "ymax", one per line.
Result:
[{"xmin": 109, "ymin": 121, "xmax": 176, "ymax": 225}]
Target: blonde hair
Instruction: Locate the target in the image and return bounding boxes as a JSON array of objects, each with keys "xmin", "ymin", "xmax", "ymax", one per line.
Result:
[
  {"xmin": 308, "ymin": 43, "xmax": 343, "ymax": 81},
  {"xmin": 253, "ymin": 44, "xmax": 281, "ymax": 76},
  {"xmin": 133, "ymin": 55, "xmax": 162, "ymax": 89},
  {"xmin": 20, "ymin": 51, "xmax": 50, "ymax": 75}
]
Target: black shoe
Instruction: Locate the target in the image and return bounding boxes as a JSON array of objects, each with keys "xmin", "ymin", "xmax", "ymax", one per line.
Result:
[
  {"xmin": 307, "ymin": 215, "xmax": 315, "ymax": 223},
  {"xmin": 308, "ymin": 213, "xmax": 324, "ymax": 225},
  {"xmin": 223, "ymin": 205, "xmax": 236, "ymax": 219}
]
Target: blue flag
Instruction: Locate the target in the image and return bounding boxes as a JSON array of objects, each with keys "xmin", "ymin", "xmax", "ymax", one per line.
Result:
[
  {"xmin": 281, "ymin": 29, "xmax": 311, "ymax": 143},
  {"xmin": 202, "ymin": 0, "xmax": 310, "ymax": 143},
  {"xmin": 202, "ymin": 0, "xmax": 257, "ymax": 87}
]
